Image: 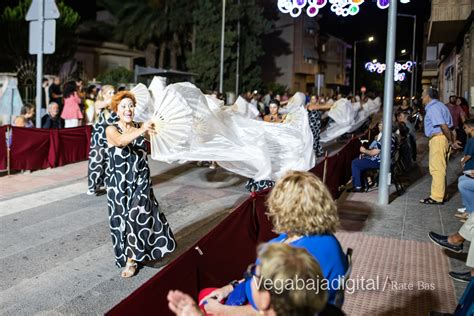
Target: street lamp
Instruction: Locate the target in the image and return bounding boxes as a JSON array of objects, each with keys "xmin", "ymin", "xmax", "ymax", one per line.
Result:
[
  {"xmin": 401, "ymin": 49, "xmax": 407, "ymax": 54},
  {"xmin": 372, "ymin": 59, "xmax": 378, "ymax": 63},
  {"xmin": 353, "ymin": 36, "xmax": 375, "ymax": 96},
  {"xmin": 219, "ymin": 0, "xmax": 226, "ymax": 94},
  {"xmin": 398, "ymin": 13, "xmax": 416, "ymax": 105}
]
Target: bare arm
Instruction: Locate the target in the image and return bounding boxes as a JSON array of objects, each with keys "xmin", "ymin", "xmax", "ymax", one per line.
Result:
[
  {"xmin": 14, "ymin": 116, "xmax": 26, "ymax": 127},
  {"xmin": 204, "ymin": 299, "xmax": 260, "ymax": 316},
  {"xmin": 95, "ymin": 100, "xmax": 110, "ymax": 111},
  {"xmin": 439, "ymin": 124, "xmax": 453, "ymax": 143},
  {"xmin": 106, "ymin": 122, "xmax": 154, "ymax": 148},
  {"xmin": 440, "ymin": 124, "xmax": 462, "ymax": 149}
]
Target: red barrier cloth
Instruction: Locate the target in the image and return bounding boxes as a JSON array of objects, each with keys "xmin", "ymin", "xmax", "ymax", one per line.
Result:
[
  {"xmin": 0, "ymin": 125, "xmax": 8, "ymax": 170},
  {"xmin": 106, "ymin": 198, "xmax": 259, "ymax": 316},
  {"xmin": 10, "ymin": 127, "xmax": 50, "ymax": 170},
  {"xmin": 8, "ymin": 126, "xmax": 92, "ymax": 171},
  {"xmin": 57, "ymin": 126, "xmax": 90, "ymax": 167}
]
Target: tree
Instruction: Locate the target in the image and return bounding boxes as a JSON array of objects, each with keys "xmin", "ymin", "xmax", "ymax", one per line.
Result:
[
  {"xmin": 0, "ymin": 0, "xmax": 80, "ymax": 74},
  {"xmin": 186, "ymin": 0, "xmax": 272, "ymax": 92},
  {"xmin": 97, "ymin": 67, "xmax": 134, "ymax": 86},
  {"xmin": 101, "ymin": 0, "xmax": 194, "ymax": 70}
]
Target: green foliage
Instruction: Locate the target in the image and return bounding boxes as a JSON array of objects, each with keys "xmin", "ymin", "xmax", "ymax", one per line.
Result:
[
  {"xmin": 0, "ymin": 0, "xmax": 80, "ymax": 73},
  {"xmin": 97, "ymin": 67, "xmax": 134, "ymax": 86},
  {"xmin": 264, "ymin": 82, "xmax": 288, "ymax": 96},
  {"xmin": 101, "ymin": 0, "xmax": 194, "ymax": 70},
  {"xmin": 187, "ymin": 0, "xmax": 272, "ymax": 92}
]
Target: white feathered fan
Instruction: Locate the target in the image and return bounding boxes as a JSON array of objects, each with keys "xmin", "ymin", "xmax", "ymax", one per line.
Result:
[{"xmin": 149, "ymin": 87, "xmax": 194, "ymax": 159}]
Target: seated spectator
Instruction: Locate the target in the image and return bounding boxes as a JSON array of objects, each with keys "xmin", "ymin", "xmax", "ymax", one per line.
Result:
[
  {"xmin": 41, "ymin": 102, "xmax": 64, "ymax": 129},
  {"xmin": 168, "ymin": 243, "xmax": 332, "ymax": 316},
  {"xmin": 264, "ymin": 100, "xmax": 285, "ymax": 123},
  {"xmin": 397, "ymin": 111, "xmax": 417, "ymax": 161},
  {"xmin": 14, "ymin": 104, "xmax": 35, "ymax": 128},
  {"xmin": 429, "ymin": 119, "xmax": 474, "ymax": 282},
  {"xmin": 198, "ymin": 171, "xmax": 347, "ymax": 315},
  {"xmin": 348, "ymin": 121, "xmax": 396, "ymax": 192}
]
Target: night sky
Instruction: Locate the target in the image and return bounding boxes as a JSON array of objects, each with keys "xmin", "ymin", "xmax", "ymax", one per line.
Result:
[{"xmin": 318, "ymin": 0, "xmax": 431, "ymax": 62}]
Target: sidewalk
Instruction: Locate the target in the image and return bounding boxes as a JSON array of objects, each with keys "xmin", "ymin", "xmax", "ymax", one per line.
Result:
[{"xmin": 339, "ymin": 133, "xmax": 470, "ymax": 302}]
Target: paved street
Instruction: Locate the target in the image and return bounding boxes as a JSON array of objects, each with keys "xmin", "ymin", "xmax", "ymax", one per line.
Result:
[{"xmin": 0, "ymin": 161, "xmax": 248, "ymax": 315}]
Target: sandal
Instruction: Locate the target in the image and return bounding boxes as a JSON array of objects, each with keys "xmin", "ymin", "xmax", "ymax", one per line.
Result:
[
  {"xmin": 419, "ymin": 197, "xmax": 443, "ymax": 205},
  {"xmin": 121, "ymin": 260, "xmax": 137, "ymax": 278}
]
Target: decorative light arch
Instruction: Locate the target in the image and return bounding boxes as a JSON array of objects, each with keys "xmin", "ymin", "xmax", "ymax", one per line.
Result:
[
  {"xmin": 277, "ymin": 0, "xmax": 411, "ymax": 18},
  {"xmin": 365, "ymin": 61, "xmax": 415, "ymax": 82}
]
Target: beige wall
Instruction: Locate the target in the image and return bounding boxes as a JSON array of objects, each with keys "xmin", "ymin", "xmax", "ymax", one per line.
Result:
[{"xmin": 431, "ymin": 0, "xmax": 472, "ymax": 22}]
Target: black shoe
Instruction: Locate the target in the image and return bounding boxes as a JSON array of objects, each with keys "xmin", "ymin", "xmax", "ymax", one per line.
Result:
[
  {"xmin": 448, "ymin": 271, "xmax": 472, "ymax": 283},
  {"xmin": 428, "ymin": 232, "xmax": 463, "ymax": 253},
  {"xmin": 347, "ymin": 187, "xmax": 364, "ymax": 193}
]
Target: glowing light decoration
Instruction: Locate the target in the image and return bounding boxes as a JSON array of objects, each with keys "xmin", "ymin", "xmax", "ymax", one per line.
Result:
[
  {"xmin": 277, "ymin": 0, "xmax": 409, "ymax": 17},
  {"xmin": 365, "ymin": 61, "xmax": 415, "ymax": 82}
]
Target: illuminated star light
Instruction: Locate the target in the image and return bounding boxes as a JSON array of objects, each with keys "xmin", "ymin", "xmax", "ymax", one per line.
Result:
[
  {"xmin": 365, "ymin": 61, "xmax": 415, "ymax": 82},
  {"xmin": 277, "ymin": 0, "xmax": 410, "ymax": 18}
]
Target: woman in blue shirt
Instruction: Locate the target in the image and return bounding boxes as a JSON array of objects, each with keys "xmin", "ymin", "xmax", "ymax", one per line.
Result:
[{"xmin": 198, "ymin": 171, "xmax": 347, "ymax": 315}]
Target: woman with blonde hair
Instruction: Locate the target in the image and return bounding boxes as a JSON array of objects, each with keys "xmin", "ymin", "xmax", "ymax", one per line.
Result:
[
  {"xmin": 198, "ymin": 171, "xmax": 347, "ymax": 315},
  {"xmin": 105, "ymin": 91, "xmax": 175, "ymax": 278},
  {"xmin": 168, "ymin": 243, "xmax": 330, "ymax": 316},
  {"xmin": 86, "ymin": 85, "xmax": 117, "ymax": 195}
]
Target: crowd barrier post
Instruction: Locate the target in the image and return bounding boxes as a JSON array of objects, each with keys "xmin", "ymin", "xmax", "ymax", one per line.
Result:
[
  {"xmin": 322, "ymin": 150, "xmax": 329, "ymax": 184},
  {"xmin": 6, "ymin": 126, "xmax": 11, "ymax": 176}
]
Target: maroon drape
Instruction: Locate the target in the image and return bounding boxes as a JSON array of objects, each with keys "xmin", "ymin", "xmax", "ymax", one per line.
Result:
[
  {"xmin": 11, "ymin": 127, "xmax": 51, "ymax": 170},
  {"xmin": 107, "ymin": 198, "xmax": 260, "ymax": 316},
  {"xmin": 57, "ymin": 127, "xmax": 90, "ymax": 167},
  {"xmin": 8, "ymin": 126, "xmax": 92, "ymax": 171},
  {"xmin": 0, "ymin": 126, "xmax": 8, "ymax": 170}
]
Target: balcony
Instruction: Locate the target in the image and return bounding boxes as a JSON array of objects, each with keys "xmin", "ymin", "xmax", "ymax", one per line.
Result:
[{"xmin": 427, "ymin": 0, "xmax": 473, "ymax": 43}]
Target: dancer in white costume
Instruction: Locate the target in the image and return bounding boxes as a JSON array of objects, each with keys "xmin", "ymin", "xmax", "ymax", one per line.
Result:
[{"xmin": 132, "ymin": 78, "xmax": 315, "ymax": 184}]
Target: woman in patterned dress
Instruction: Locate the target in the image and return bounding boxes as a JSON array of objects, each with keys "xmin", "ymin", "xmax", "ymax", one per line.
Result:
[
  {"xmin": 245, "ymin": 99, "xmax": 285, "ymax": 192},
  {"xmin": 306, "ymin": 95, "xmax": 332, "ymax": 157},
  {"xmin": 105, "ymin": 91, "xmax": 176, "ymax": 278},
  {"xmin": 86, "ymin": 85, "xmax": 116, "ymax": 195}
]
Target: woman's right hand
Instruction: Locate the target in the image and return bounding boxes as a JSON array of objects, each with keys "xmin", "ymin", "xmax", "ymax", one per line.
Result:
[
  {"xmin": 198, "ymin": 285, "xmax": 233, "ymax": 305},
  {"xmin": 142, "ymin": 121, "xmax": 156, "ymax": 134}
]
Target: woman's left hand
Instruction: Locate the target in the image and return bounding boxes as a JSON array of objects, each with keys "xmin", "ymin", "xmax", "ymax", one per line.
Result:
[{"xmin": 203, "ymin": 298, "xmax": 226, "ymax": 315}]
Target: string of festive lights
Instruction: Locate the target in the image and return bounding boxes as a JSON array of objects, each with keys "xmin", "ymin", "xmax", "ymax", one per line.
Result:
[
  {"xmin": 277, "ymin": 0, "xmax": 410, "ymax": 18},
  {"xmin": 365, "ymin": 61, "xmax": 415, "ymax": 82}
]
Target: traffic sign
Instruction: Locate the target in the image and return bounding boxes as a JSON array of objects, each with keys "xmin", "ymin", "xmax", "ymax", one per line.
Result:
[
  {"xmin": 29, "ymin": 19, "xmax": 56, "ymax": 54},
  {"xmin": 26, "ymin": 0, "xmax": 59, "ymax": 21}
]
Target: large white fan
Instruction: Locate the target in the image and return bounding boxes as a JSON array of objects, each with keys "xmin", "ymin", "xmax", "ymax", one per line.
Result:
[
  {"xmin": 150, "ymin": 87, "xmax": 194, "ymax": 160},
  {"xmin": 131, "ymin": 83, "xmax": 152, "ymax": 123}
]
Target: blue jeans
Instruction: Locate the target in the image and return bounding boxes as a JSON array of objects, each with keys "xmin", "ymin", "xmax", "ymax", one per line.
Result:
[
  {"xmin": 459, "ymin": 175, "xmax": 474, "ymax": 213},
  {"xmin": 351, "ymin": 158, "xmax": 380, "ymax": 188}
]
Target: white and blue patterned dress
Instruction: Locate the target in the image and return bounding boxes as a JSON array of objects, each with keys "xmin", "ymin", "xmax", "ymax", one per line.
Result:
[
  {"xmin": 105, "ymin": 124, "xmax": 176, "ymax": 267},
  {"xmin": 87, "ymin": 109, "xmax": 118, "ymax": 192}
]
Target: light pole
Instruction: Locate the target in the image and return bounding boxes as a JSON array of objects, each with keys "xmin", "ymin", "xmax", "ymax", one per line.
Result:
[
  {"xmin": 219, "ymin": 0, "xmax": 226, "ymax": 94},
  {"xmin": 353, "ymin": 36, "xmax": 374, "ymax": 96},
  {"xmin": 378, "ymin": 0, "xmax": 398, "ymax": 205},
  {"xmin": 398, "ymin": 13, "xmax": 416, "ymax": 105}
]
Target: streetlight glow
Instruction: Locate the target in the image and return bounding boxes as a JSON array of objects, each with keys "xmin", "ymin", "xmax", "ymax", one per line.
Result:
[
  {"xmin": 372, "ymin": 59, "xmax": 378, "ymax": 63},
  {"xmin": 401, "ymin": 49, "xmax": 406, "ymax": 54},
  {"xmin": 368, "ymin": 36, "xmax": 374, "ymax": 42}
]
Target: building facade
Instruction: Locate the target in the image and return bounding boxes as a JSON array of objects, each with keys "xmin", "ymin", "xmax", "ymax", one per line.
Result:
[
  {"xmin": 422, "ymin": 0, "xmax": 473, "ymax": 107},
  {"xmin": 267, "ymin": 13, "xmax": 349, "ymax": 95}
]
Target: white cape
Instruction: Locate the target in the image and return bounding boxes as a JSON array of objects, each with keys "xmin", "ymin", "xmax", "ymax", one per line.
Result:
[{"xmin": 134, "ymin": 80, "xmax": 314, "ymax": 181}]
